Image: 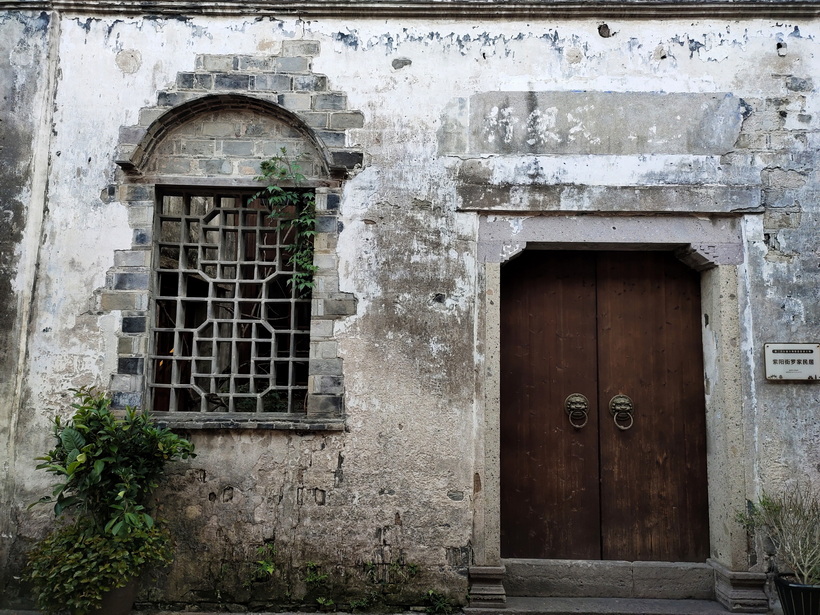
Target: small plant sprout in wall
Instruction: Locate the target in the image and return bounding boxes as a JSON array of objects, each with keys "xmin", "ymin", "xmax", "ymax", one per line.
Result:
[
  {"xmin": 255, "ymin": 147, "xmax": 317, "ymax": 297},
  {"xmin": 424, "ymin": 589, "xmax": 455, "ymax": 615},
  {"xmin": 247, "ymin": 543, "xmax": 277, "ymax": 584}
]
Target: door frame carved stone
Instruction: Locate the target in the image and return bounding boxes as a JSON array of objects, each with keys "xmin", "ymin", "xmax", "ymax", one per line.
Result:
[{"xmin": 468, "ymin": 214, "xmax": 767, "ymax": 612}]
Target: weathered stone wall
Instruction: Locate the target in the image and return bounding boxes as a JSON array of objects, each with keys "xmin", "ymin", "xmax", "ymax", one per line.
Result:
[
  {"xmin": 1, "ymin": 8, "xmax": 819, "ymax": 611},
  {"xmin": 0, "ymin": 10, "xmax": 54, "ymax": 602}
]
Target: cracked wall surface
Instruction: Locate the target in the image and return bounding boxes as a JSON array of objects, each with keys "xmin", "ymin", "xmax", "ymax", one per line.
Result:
[
  {"xmin": 0, "ymin": 9, "xmax": 53, "ymax": 591},
  {"xmin": 1, "ymin": 10, "xmax": 819, "ymax": 611}
]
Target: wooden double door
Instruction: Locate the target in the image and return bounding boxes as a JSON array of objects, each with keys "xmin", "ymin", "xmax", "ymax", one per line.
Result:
[{"xmin": 500, "ymin": 251, "xmax": 709, "ymax": 562}]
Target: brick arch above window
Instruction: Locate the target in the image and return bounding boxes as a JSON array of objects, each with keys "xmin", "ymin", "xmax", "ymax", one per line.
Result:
[
  {"xmin": 117, "ymin": 94, "xmax": 335, "ymax": 179},
  {"xmin": 115, "ymin": 47, "xmax": 364, "ymax": 181}
]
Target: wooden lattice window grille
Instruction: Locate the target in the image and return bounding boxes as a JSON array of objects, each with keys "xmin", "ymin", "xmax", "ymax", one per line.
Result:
[{"xmin": 150, "ymin": 189, "xmax": 311, "ymax": 413}]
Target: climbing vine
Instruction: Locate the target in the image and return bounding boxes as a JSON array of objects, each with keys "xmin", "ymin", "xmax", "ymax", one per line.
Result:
[{"xmin": 255, "ymin": 148, "xmax": 317, "ymax": 296}]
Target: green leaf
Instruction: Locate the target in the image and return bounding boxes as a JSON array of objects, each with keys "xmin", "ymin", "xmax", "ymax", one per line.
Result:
[
  {"xmin": 59, "ymin": 427, "xmax": 86, "ymax": 453},
  {"xmin": 54, "ymin": 495, "xmax": 79, "ymax": 515}
]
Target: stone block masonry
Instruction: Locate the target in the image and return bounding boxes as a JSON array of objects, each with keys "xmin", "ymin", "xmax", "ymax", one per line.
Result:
[{"xmin": 116, "ymin": 46, "xmax": 364, "ymax": 179}]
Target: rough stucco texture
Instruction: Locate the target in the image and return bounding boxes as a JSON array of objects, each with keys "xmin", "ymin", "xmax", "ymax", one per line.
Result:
[
  {"xmin": 0, "ymin": 10, "xmax": 51, "ymax": 601},
  {"xmin": 0, "ymin": 11, "xmax": 49, "ymax": 426}
]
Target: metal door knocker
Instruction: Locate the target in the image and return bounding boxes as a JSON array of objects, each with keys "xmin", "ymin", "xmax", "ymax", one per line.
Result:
[
  {"xmin": 609, "ymin": 394, "xmax": 634, "ymax": 431},
  {"xmin": 565, "ymin": 393, "xmax": 590, "ymax": 429}
]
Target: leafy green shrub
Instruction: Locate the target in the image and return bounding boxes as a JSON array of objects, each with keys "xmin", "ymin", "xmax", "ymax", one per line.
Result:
[
  {"xmin": 740, "ymin": 484, "xmax": 820, "ymax": 585},
  {"xmin": 25, "ymin": 387, "xmax": 195, "ymax": 614},
  {"xmin": 25, "ymin": 518, "xmax": 173, "ymax": 614},
  {"xmin": 34, "ymin": 387, "xmax": 195, "ymax": 533}
]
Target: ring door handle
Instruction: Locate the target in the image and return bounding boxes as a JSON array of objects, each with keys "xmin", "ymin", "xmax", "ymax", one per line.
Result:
[
  {"xmin": 565, "ymin": 393, "xmax": 590, "ymax": 429},
  {"xmin": 609, "ymin": 394, "xmax": 634, "ymax": 431}
]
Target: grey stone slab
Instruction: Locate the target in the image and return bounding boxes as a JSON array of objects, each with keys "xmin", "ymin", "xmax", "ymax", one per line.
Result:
[
  {"xmin": 457, "ymin": 184, "xmax": 761, "ymax": 215},
  {"xmin": 632, "ymin": 562, "xmax": 714, "ymax": 600},
  {"xmin": 504, "ymin": 560, "xmax": 718, "ymax": 601},
  {"xmin": 505, "ymin": 559, "xmax": 634, "ymax": 598},
  {"xmin": 452, "ymin": 91, "xmax": 744, "ymax": 156},
  {"xmin": 467, "ymin": 596, "xmax": 738, "ymax": 614}
]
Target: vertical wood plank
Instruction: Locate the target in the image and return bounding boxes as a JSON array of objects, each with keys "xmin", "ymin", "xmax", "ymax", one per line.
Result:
[
  {"xmin": 596, "ymin": 252, "xmax": 709, "ymax": 562},
  {"xmin": 500, "ymin": 251, "xmax": 601, "ymax": 559}
]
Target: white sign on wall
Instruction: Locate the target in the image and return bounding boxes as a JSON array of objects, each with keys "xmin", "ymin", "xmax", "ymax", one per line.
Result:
[{"xmin": 764, "ymin": 343, "xmax": 820, "ymax": 381}]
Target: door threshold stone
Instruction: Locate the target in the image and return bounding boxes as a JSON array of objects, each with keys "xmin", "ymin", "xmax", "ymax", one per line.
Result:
[
  {"xmin": 465, "ymin": 596, "xmax": 746, "ymax": 615},
  {"xmin": 503, "ymin": 559, "xmax": 715, "ymax": 600}
]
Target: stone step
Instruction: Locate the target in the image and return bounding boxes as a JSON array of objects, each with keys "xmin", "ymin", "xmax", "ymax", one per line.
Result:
[
  {"xmin": 502, "ymin": 559, "xmax": 715, "ymax": 600},
  {"xmin": 466, "ymin": 596, "xmax": 744, "ymax": 615}
]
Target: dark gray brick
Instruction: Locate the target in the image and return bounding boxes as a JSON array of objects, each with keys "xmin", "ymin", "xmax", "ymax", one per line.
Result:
[
  {"xmin": 329, "ymin": 112, "xmax": 365, "ymax": 130},
  {"xmin": 237, "ymin": 56, "xmax": 277, "ymax": 71},
  {"xmin": 275, "ymin": 56, "xmax": 310, "ymax": 72},
  {"xmin": 330, "ymin": 151, "xmax": 363, "ymax": 169},
  {"xmin": 111, "ymin": 391, "xmax": 143, "ymax": 409},
  {"xmin": 200, "ymin": 159, "xmax": 234, "ymax": 175},
  {"xmin": 315, "ymin": 216, "xmax": 337, "ymax": 233},
  {"xmin": 156, "ymin": 158, "xmax": 194, "ymax": 175},
  {"xmin": 179, "ymin": 139, "xmax": 215, "ymax": 156},
  {"xmin": 309, "ymin": 358, "xmax": 343, "ymax": 376},
  {"xmin": 191, "ymin": 73, "xmax": 214, "ymax": 90},
  {"xmin": 114, "ymin": 272, "xmax": 149, "ymax": 290},
  {"xmin": 300, "ymin": 112, "xmax": 330, "ymax": 129},
  {"xmin": 221, "ymin": 141, "xmax": 254, "ymax": 156},
  {"xmin": 315, "ymin": 375, "xmax": 343, "ymax": 395},
  {"xmin": 786, "ymin": 77, "xmax": 814, "ymax": 92},
  {"xmin": 323, "ymin": 298, "xmax": 356, "ymax": 316},
  {"xmin": 317, "ymin": 130, "xmax": 346, "ymax": 148},
  {"xmin": 314, "ymin": 93, "xmax": 347, "ymax": 111},
  {"xmin": 117, "ymin": 358, "xmax": 144, "ymax": 375},
  {"xmin": 307, "ymin": 394, "xmax": 343, "ymax": 415},
  {"xmin": 326, "ymin": 194, "xmax": 341, "ymax": 211},
  {"xmin": 293, "ymin": 75, "xmax": 328, "ymax": 91},
  {"xmin": 157, "ymin": 91, "xmax": 196, "ymax": 107},
  {"xmin": 252, "ymin": 74, "xmax": 292, "ymax": 91},
  {"xmin": 213, "ymin": 73, "xmax": 251, "ymax": 90},
  {"xmin": 122, "ymin": 317, "xmax": 146, "ymax": 333},
  {"xmin": 176, "ymin": 73, "xmax": 196, "ymax": 89},
  {"xmin": 119, "ymin": 125, "xmax": 147, "ymax": 145}
]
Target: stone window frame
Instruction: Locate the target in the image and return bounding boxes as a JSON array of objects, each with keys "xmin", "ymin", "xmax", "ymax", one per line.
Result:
[{"xmin": 99, "ymin": 46, "xmax": 362, "ymax": 430}]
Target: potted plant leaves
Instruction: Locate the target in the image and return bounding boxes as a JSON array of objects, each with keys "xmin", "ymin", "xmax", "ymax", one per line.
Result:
[
  {"xmin": 24, "ymin": 387, "xmax": 195, "ymax": 615},
  {"xmin": 740, "ymin": 484, "xmax": 820, "ymax": 615}
]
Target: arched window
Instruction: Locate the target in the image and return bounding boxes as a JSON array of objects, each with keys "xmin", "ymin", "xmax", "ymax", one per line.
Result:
[{"xmin": 106, "ymin": 52, "xmax": 363, "ymax": 428}]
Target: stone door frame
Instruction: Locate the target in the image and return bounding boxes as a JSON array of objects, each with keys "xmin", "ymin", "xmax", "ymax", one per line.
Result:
[{"xmin": 468, "ymin": 213, "xmax": 768, "ymax": 612}]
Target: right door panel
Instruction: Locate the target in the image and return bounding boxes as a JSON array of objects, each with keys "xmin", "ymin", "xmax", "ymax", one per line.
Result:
[{"xmin": 596, "ymin": 252, "xmax": 709, "ymax": 561}]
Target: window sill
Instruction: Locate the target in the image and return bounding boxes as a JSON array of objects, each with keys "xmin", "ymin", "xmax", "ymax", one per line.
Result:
[{"xmin": 154, "ymin": 413, "xmax": 346, "ymax": 431}]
